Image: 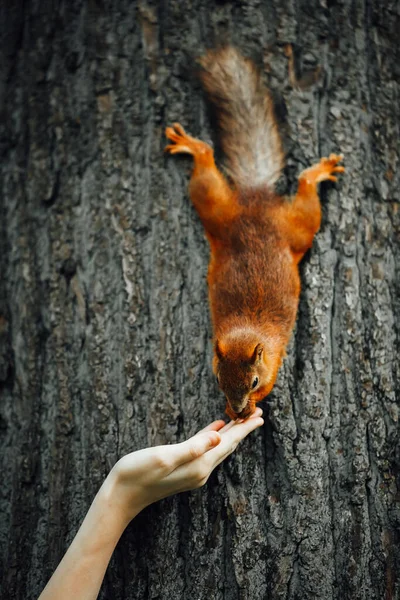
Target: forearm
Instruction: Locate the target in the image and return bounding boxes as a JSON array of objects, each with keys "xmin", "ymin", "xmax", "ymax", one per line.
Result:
[{"xmin": 39, "ymin": 473, "xmax": 139, "ymax": 600}]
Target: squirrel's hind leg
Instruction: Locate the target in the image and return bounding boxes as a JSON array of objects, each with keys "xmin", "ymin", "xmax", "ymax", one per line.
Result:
[
  {"xmin": 165, "ymin": 123, "xmax": 239, "ymax": 236},
  {"xmin": 280, "ymin": 154, "xmax": 345, "ymax": 263}
]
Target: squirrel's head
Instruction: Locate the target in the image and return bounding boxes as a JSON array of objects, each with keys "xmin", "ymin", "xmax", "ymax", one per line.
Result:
[{"xmin": 213, "ymin": 332, "xmax": 271, "ymax": 417}]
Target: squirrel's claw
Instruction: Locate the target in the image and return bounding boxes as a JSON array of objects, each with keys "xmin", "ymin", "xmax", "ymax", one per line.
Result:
[
  {"xmin": 165, "ymin": 122, "xmax": 188, "ymax": 143},
  {"xmin": 164, "ymin": 143, "xmax": 191, "ymax": 154},
  {"xmin": 165, "ymin": 122, "xmax": 195, "ymax": 155},
  {"xmin": 301, "ymin": 153, "xmax": 345, "ymax": 185},
  {"xmin": 165, "ymin": 122, "xmax": 214, "ymax": 159},
  {"xmin": 171, "ymin": 122, "xmax": 186, "ymax": 136}
]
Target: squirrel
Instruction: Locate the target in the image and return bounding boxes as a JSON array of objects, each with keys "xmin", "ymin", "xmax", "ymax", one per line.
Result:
[{"xmin": 165, "ymin": 47, "xmax": 344, "ymax": 420}]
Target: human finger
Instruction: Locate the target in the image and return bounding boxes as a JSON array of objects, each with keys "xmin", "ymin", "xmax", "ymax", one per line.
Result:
[
  {"xmin": 247, "ymin": 407, "xmax": 263, "ymax": 419},
  {"xmin": 217, "ymin": 420, "xmax": 236, "ymax": 434},
  {"xmin": 195, "ymin": 408, "xmax": 263, "ymax": 439},
  {"xmin": 219, "ymin": 406, "xmax": 263, "ymax": 433},
  {"xmin": 196, "ymin": 419, "xmax": 226, "ymax": 434},
  {"xmin": 206, "ymin": 416, "xmax": 264, "ymax": 468},
  {"xmin": 170, "ymin": 430, "xmax": 222, "ymax": 467},
  {"xmin": 224, "ymin": 415, "xmax": 264, "ymax": 450},
  {"xmin": 211, "ymin": 419, "xmax": 264, "ymax": 469},
  {"xmin": 163, "ymin": 415, "xmax": 263, "ymax": 494}
]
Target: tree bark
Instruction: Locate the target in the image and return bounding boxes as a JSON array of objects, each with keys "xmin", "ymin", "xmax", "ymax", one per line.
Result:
[{"xmin": 1, "ymin": 1, "xmax": 399, "ymax": 599}]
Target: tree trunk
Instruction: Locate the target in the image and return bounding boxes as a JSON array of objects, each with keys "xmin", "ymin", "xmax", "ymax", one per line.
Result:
[{"xmin": 1, "ymin": 1, "xmax": 399, "ymax": 598}]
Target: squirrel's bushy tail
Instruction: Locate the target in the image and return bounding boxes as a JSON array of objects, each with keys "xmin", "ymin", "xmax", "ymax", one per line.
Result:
[{"xmin": 199, "ymin": 47, "xmax": 284, "ymax": 189}]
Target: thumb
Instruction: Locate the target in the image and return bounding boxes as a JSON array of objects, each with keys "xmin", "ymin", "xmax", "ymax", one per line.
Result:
[{"xmin": 171, "ymin": 431, "xmax": 221, "ymax": 467}]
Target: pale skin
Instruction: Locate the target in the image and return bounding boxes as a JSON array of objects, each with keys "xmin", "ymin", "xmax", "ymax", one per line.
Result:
[{"xmin": 39, "ymin": 408, "xmax": 264, "ymax": 600}]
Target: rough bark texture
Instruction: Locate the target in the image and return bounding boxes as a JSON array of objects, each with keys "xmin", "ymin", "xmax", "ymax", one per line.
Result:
[{"xmin": 0, "ymin": 1, "xmax": 399, "ymax": 599}]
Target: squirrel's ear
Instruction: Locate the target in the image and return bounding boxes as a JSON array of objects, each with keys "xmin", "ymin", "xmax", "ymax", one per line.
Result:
[
  {"xmin": 251, "ymin": 343, "xmax": 263, "ymax": 364},
  {"xmin": 215, "ymin": 340, "xmax": 224, "ymax": 361}
]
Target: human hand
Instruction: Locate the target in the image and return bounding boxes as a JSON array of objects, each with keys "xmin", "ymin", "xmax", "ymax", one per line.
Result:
[
  {"xmin": 38, "ymin": 410, "xmax": 263, "ymax": 600},
  {"xmin": 102, "ymin": 408, "xmax": 264, "ymax": 525}
]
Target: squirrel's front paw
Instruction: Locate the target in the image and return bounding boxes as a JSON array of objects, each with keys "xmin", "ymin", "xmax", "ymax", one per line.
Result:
[
  {"xmin": 302, "ymin": 154, "xmax": 345, "ymax": 184},
  {"xmin": 165, "ymin": 122, "xmax": 194, "ymax": 155},
  {"xmin": 225, "ymin": 402, "xmax": 239, "ymax": 421},
  {"xmin": 237, "ymin": 403, "xmax": 256, "ymax": 420},
  {"xmin": 165, "ymin": 123, "xmax": 213, "ymax": 159}
]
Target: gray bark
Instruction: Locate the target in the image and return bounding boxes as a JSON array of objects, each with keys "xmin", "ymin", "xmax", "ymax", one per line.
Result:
[{"xmin": 0, "ymin": 1, "xmax": 399, "ymax": 599}]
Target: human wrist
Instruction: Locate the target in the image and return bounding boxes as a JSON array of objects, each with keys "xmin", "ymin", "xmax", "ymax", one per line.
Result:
[{"xmin": 99, "ymin": 465, "xmax": 148, "ymax": 527}]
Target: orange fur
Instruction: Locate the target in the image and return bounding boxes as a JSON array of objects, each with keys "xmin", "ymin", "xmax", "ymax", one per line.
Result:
[{"xmin": 165, "ymin": 49, "xmax": 344, "ymax": 419}]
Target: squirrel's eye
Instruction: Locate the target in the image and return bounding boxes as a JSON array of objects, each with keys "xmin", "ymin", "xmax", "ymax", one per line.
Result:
[{"xmin": 251, "ymin": 377, "xmax": 259, "ymax": 389}]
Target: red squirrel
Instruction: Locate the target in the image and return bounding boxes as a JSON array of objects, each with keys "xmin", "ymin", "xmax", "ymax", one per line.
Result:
[{"xmin": 165, "ymin": 47, "xmax": 344, "ymax": 420}]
